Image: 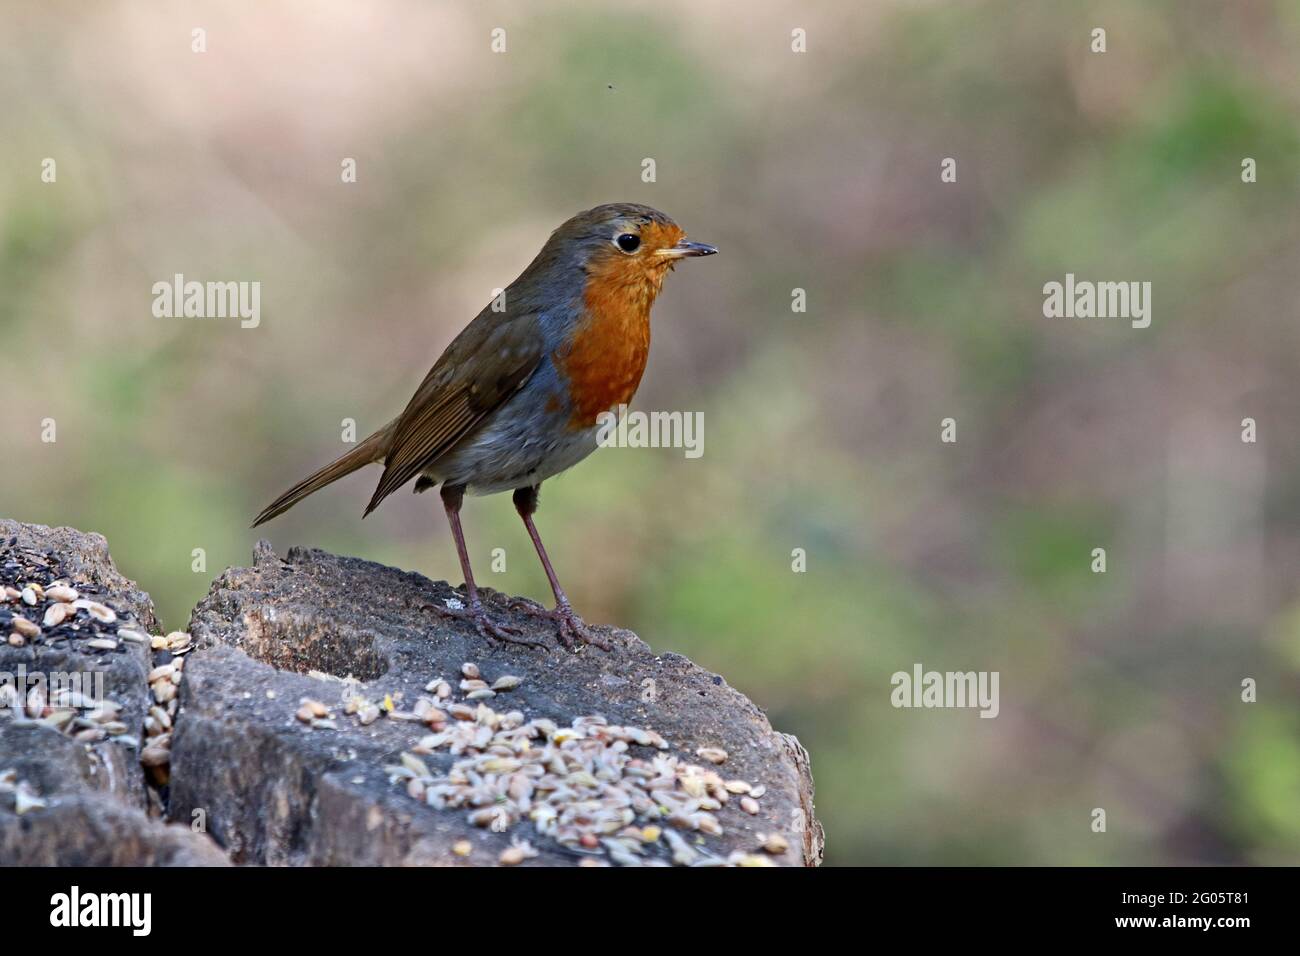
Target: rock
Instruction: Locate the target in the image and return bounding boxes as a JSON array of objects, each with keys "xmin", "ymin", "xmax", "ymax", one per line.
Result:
[
  {"xmin": 0, "ymin": 521, "xmax": 157, "ymax": 805},
  {"xmin": 171, "ymin": 541, "xmax": 823, "ymax": 866},
  {"xmin": 0, "ymin": 796, "xmax": 230, "ymax": 866},
  {"xmin": 0, "ymin": 519, "xmax": 228, "ymax": 866},
  {"xmin": 1, "ymin": 521, "xmax": 822, "ymax": 867}
]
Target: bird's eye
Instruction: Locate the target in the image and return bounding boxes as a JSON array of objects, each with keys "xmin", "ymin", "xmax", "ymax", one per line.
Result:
[{"xmin": 615, "ymin": 233, "xmax": 640, "ymax": 253}]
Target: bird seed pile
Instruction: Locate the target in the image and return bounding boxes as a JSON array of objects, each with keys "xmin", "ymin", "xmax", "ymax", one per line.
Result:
[
  {"xmin": 0, "ymin": 537, "xmax": 144, "ymax": 748},
  {"xmin": 324, "ymin": 661, "xmax": 791, "ymax": 866}
]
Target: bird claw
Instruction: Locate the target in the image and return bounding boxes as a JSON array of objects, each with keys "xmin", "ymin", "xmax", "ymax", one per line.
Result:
[
  {"xmin": 420, "ymin": 598, "xmax": 545, "ymax": 648},
  {"xmin": 509, "ymin": 599, "xmax": 611, "ymax": 651}
]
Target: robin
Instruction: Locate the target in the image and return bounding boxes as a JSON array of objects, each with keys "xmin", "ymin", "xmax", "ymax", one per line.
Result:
[{"xmin": 253, "ymin": 203, "xmax": 717, "ymax": 649}]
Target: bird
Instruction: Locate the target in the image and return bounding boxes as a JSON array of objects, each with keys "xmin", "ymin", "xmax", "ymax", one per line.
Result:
[{"xmin": 253, "ymin": 202, "xmax": 717, "ymax": 650}]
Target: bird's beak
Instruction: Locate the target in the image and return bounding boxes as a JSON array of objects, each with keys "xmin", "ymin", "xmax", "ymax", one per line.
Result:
[{"xmin": 656, "ymin": 239, "xmax": 718, "ymax": 259}]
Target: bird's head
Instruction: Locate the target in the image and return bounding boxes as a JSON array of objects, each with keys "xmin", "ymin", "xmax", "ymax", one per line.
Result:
[{"xmin": 528, "ymin": 203, "xmax": 716, "ymax": 312}]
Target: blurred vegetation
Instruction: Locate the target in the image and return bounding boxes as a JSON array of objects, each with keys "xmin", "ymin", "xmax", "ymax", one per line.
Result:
[{"xmin": 2, "ymin": 0, "xmax": 1299, "ymax": 864}]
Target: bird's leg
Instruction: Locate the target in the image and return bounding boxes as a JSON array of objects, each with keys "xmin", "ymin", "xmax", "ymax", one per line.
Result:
[
  {"xmin": 420, "ymin": 483, "xmax": 542, "ymax": 647},
  {"xmin": 509, "ymin": 485, "xmax": 611, "ymax": 650}
]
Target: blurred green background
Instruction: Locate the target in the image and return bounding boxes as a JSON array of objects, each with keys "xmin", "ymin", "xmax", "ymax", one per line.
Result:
[{"xmin": 3, "ymin": 0, "xmax": 1300, "ymax": 865}]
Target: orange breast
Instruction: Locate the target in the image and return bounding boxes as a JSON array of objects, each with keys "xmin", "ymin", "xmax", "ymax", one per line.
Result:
[{"xmin": 555, "ymin": 253, "xmax": 660, "ymax": 429}]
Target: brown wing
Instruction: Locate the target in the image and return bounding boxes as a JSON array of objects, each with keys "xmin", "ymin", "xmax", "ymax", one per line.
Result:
[{"xmin": 363, "ymin": 310, "xmax": 544, "ymax": 515}]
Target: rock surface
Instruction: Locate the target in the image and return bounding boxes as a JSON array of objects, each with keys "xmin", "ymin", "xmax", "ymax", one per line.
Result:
[
  {"xmin": 0, "ymin": 520, "xmax": 228, "ymax": 866},
  {"xmin": 172, "ymin": 541, "xmax": 823, "ymax": 866},
  {"xmin": 1, "ymin": 520, "xmax": 822, "ymax": 866}
]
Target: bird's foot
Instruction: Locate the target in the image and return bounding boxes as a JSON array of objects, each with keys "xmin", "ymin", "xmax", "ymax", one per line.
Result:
[
  {"xmin": 509, "ymin": 597, "xmax": 612, "ymax": 651},
  {"xmin": 420, "ymin": 596, "xmax": 545, "ymax": 648}
]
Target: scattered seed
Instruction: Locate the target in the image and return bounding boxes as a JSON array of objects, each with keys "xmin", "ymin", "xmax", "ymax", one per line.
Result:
[
  {"xmin": 149, "ymin": 706, "xmax": 172, "ymax": 732},
  {"xmin": 740, "ymin": 796, "xmax": 760, "ymax": 815},
  {"xmin": 696, "ymin": 747, "xmax": 728, "ymax": 765},
  {"xmin": 400, "ymin": 752, "xmax": 429, "ymax": 778},
  {"xmin": 86, "ymin": 638, "xmax": 118, "ymax": 651},
  {"xmin": 45, "ymin": 585, "xmax": 78, "ymax": 602},
  {"xmin": 11, "ymin": 617, "xmax": 39, "ymax": 639},
  {"xmin": 461, "ymin": 662, "xmax": 480, "ymax": 680},
  {"xmin": 490, "ymin": 675, "xmax": 521, "ymax": 691},
  {"xmin": 140, "ymin": 745, "xmax": 171, "ymax": 768},
  {"xmin": 452, "ymin": 840, "xmax": 472, "ymax": 858},
  {"xmin": 43, "ymin": 604, "xmax": 69, "ymax": 627},
  {"xmin": 762, "ymin": 833, "xmax": 789, "ymax": 854},
  {"xmin": 148, "ymin": 665, "xmax": 175, "ymax": 683},
  {"xmin": 81, "ymin": 601, "xmax": 116, "ymax": 624},
  {"xmin": 499, "ymin": 839, "xmax": 538, "ymax": 866}
]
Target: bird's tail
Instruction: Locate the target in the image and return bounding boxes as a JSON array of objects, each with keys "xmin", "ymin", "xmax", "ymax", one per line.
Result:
[{"xmin": 251, "ymin": 422, "xmax": 395, "ymax": 527}]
